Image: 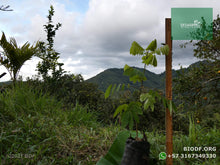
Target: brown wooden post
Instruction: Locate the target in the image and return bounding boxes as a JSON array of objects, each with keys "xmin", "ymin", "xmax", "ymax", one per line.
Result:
[{"xmin": 165, "ymin": 18, "xmax": 173, "ymax": 165}]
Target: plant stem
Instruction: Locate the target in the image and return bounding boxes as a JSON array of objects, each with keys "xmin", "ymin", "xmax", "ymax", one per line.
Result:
[{"xmin": 136, "ymin": 122, "xmax": 138, "ymax": 138}]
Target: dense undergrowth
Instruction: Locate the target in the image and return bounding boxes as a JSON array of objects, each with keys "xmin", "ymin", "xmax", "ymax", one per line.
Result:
[
  {"xmin": 0, "ymin": 83, "xmax": 120, "ymax": 164},
  {"xmin": 0, "ymin": 83, "xmax": 219, "ymax": 164}
]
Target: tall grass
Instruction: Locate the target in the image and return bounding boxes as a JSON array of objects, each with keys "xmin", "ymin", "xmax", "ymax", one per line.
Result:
[
  {"xmin": 67, "ymin": 102, "xmax": 98, "ymax": 127},
  {"xmin": 0, "ymin": 83, "xmax": 119, "ymax": 164}
]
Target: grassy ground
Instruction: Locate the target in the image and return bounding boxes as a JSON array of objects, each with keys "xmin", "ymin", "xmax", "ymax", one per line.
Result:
[
  {"xmin": 0, "ymin": 83, "xmax": 219, "ymax": 164},
  {"xmin": 0, "ymin": 84, "xmax": 120, "ymax": 164}
]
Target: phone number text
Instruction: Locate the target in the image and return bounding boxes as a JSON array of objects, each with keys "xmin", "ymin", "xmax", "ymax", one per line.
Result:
[{"xmin": 167, "ymin": 154, "xmax": 216, "ymax": 159}]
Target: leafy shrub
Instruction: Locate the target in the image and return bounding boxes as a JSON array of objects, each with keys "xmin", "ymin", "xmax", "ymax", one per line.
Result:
[
  {"xmin": 26, "ymin": 74, "xmax": 119, "ymax": 125},
  {"xmin": 173, "ymin": 61, "xmax": 220, "ymax": 129}
]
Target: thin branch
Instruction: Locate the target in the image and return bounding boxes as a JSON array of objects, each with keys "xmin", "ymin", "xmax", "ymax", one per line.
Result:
[
  {"xmin": 0, "ymin": 5, "xmax": 13, "ymax": 11},
  {"xmin": 203, "ymin": 76, "xmax": 220, "ymax": 85},
  {"xmin": 0, "ymin": 72, "xmax": 6, "ymax": 79},
  {"xmin": 191, "ymin": 76, "xmax": 220, "ymax": 94}
]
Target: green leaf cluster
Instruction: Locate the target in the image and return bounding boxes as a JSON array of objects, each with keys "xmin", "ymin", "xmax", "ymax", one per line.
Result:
[
  {"xmin": 130, "ymin": 39, "xmax": 169, "ymax": 67},
  {"xmin": 0, "ymin": 32, "xmax": 39, "ymax": 83},
  {"xmin": 140, "ymin": 90, "xmax": 176, "ymax": 115},
  {"xmin": 114, "ymin": 102, "xmax": 142, "ymax": 130},
  {"xmin": 146, "ymin": 39, "xmax": 157, "ymax": 51},
  {"xmin": 141, "ymin": 53, "xmax": 157, "ymax": 67},
  {"xmin": 130, "ymin": 41, "xmax": 144, "ymax": 55},
  {"xmin": 104, "ymin": 39, "xmax": 174, "ymax": 135},
  {"xmin": 140, "ymin": 93, "xmax": 156, "ymax": 111}
]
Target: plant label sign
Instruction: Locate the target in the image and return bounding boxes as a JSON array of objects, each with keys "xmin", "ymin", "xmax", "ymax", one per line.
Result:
[{"xmin": 171, "ymin": 8, "xmax": 213, "ymax": 40}]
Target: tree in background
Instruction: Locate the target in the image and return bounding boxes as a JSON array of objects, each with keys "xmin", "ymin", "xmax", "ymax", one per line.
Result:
[
  {"xmin": 193, "ymin": 15, "xmax": 220, "ymax": 61},
  {"xmin": 37, "ymin": 5, "xmax": 65, "ymax": 81},
  {"xmin": 0, "ymin": 32, "xmax": 39, "ymax": 84},
  {"xmin": 174, "ymin": 15, "xmax": 220, "ymax": 127}
]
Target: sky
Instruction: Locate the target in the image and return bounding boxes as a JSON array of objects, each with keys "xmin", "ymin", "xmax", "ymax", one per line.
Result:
[{"xmin": 0, "ymin": 0, "xmax": 219, "ymax": 81}]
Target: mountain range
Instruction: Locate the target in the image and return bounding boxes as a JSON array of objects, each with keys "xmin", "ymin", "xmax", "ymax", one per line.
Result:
[{"xmin": 86, "ymin": 61, "xmax": 204, "ymax": 92}]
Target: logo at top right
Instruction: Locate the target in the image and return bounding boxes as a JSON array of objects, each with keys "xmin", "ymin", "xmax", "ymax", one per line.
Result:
[{"xmin": 171, "ymin": 8, "xmax": 213, "ymax": 40}]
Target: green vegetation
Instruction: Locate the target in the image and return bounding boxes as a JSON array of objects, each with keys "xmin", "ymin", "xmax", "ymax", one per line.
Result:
[
  {"xmin": 36, "ymin": 5, "xmax": 64, "ymax": 81},
  {"xmin": 98, "ymin": 128, "xmax": 220, "ymax": 165},
  {"xmin": 105, "ymin": 40, "xmax": 171, "ymax": 139},
  {"xmin": 0, "ymin": 83, "xmax": 120, "ymax": 164},
  {"xmin": 1, "ymin": 84, "xmax": 219, "ymax": 164},
  {"xmin": 0, "ymin": 32, "xmax": 39, "ymax": 83},
  {"xmin": 174, "ymin": 15, "xmax": 220, "ymax": 130}
]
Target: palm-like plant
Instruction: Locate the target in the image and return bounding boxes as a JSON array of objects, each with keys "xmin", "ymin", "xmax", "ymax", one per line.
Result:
[{"xmin": 0, "ymin": 32, "xmax": 39, "ymax": 83}]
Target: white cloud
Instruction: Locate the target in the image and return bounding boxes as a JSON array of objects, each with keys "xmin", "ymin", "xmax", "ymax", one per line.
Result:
[
  {"xmin": 171, "ymin": 0, "xmax": 217, "ymax": 7},
  {"xmin": 82, "ymin": 0, "xmax": 161, "ymax": 51},
  {"xmin": 1, "ymin": 0, "xmax": 219, "ymax": 82},
  {"xmin": 27, "ymin": 14, "xmax": 46, "ymax": 42}
]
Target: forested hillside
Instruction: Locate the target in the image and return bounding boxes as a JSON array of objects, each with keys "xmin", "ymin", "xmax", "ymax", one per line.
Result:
[{"xmin": 86, "ymin": 61, "xmax": 206, "ymax": 91}]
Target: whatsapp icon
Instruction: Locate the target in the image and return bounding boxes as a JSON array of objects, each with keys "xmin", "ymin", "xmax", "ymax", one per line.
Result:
[{"xmin": 159, "ymin": 152, "xmax": 166, "ymax": 160}]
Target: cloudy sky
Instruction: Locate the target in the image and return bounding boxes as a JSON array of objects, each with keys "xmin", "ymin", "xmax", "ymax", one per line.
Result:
[{"xmin": 0, "ymin": 0, "xmax": 219, "ymax": 81}]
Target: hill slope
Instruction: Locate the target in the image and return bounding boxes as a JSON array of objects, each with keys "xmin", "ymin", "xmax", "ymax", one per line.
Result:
[
  {"xmin": 86, "ymin": 61, "xmax": 206, "ymax": 91},
  {"xmin": 86, "ymin": 67, "xmax": 176, "ymax": 91}
]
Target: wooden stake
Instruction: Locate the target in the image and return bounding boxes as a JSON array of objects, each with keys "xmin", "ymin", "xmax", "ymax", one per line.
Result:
[{"xmin": 165, "ymin": 18, "xmax": 173, "ymax": 165}]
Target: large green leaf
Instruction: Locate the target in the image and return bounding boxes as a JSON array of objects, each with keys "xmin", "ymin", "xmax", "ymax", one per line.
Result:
[
  {"xmin": 114, "ymin": 102, "xmax": 143, "ymax": 130},
  {"xmin": 111, "ymin": 84, "xmax": 117, "ymax": 96},
  {"xmin": 152, "ymin": 55, "xmax": 157, "ymax": 67},
  {"xmin": 146, "ymin": 39, "xmax": 157, "ymax": 51},
  {"xmin": 96, "ymin": 131, "xmax": 143, "ymax": 165},
  {"xmin": 155, "ymin": 48, "xmax": 161, "ymax": 55},
  {"xmin": 143, "ymin": 98, "xmax": 150, "ymax": 110},
  {"xmin": 140, "ymin": 93, "xmax": 156, "ymax": 111},
  {"xmin": 140, "ymin": 93, "xmax": 150, "ymax": 102},
  {"xmin": 167, "ymin": 100, "xmax": 177, "ymax": 115},
  {"xmin": 128, "ymin": 102, "xmax": 142, "ymax": 123},
  {"xmin": 105, "ymin": 84, "xmax": 112, "ymax": 99},
  {"xmin": 130, "ymin": 41, "xmax": 144, "ymax": 55},
  {"xmin": 168, "ymin": 100, "xmax": 173, "ymax": 115},
  {"xmin": 96, "ymin": 131, "xmax": 130, "ymax": 165},
  {"xmin": 118, "ymin": 102, "xmax": 143, "ymax": 130},
  {"xmin": 113, "ymin": 104, "xmax": 128, "ymax": 118},
  {"xmin": 121, "ymin": 110, "xmax": 131, "ymax": 128},
  {"xmin": 116, "ymin": 84, "xmax": 121, "ymax": 92}
]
